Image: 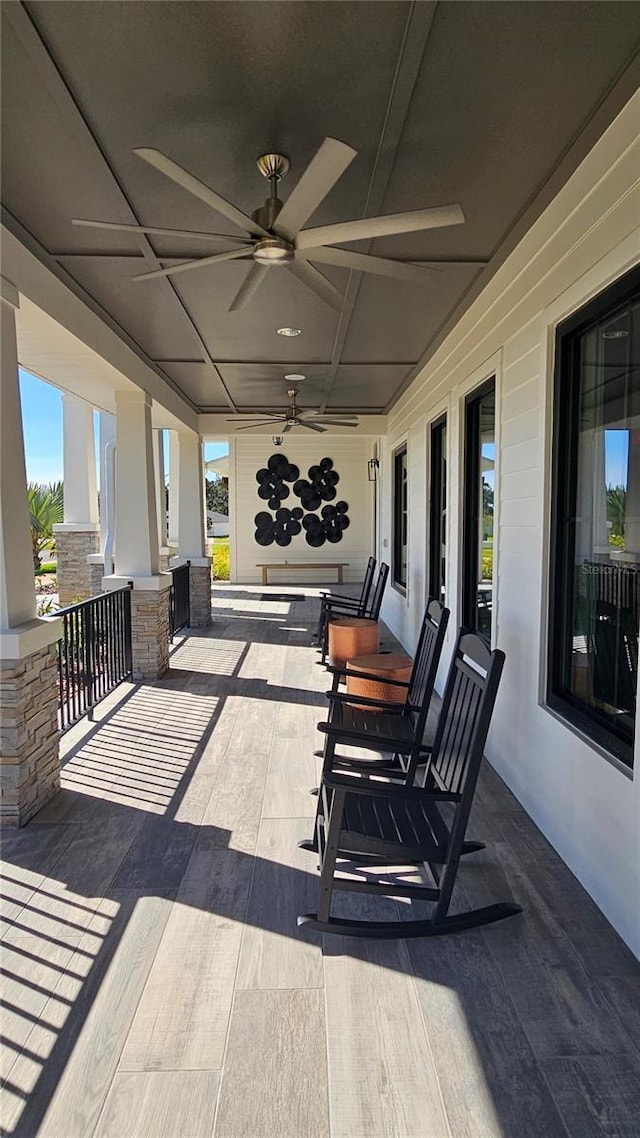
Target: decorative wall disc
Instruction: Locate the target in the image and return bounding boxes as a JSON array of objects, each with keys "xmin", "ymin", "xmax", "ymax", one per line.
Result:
[{"xmin": 254, "ymin": 454, "xmax": 349, "ymax": 546}]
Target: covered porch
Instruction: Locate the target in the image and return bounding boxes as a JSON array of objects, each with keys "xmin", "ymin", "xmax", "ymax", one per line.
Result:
[{"xmin": 2, "ymin": 587, "xmax": 638, "ymax": 1138}]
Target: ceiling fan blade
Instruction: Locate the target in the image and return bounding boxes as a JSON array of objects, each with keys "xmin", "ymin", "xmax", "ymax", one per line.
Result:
[
  {"xmin": 310, "ymin": 418, "xmax": 359, "ymax": 427},
  {"xmin": 274, "ymin": 138, "xmax": 357, "ymax": 241},
  {"xmin": 233, "ymin": 419, "xmax": 286, "ymax": 430},
  {"xmin": 299, "ymin": 419, "xmax": 327, "ymax": 433},
  {"xmin": 282, "ymin": 423, "xmax": 293, "ymax": 433},
  {"xmin": 71, "ymin": 219, "xmax": 252, "ymax": 243},
  {"xmin": 227, "ymin": 416, "xmax": 284, "ymax": 421},
  {"xmin": 134, "ymin": 148, "xmax": 269, "ymax": 238},
  {"xmin": 304, "ymin": 245, "xmax": 434, "ymax": 284},
  {"xmin": 228, "ymin": 262, "xmax": 270, "ymax": 312},
  {"xmin": 297, "ymin": 204, "xmax": 465, "ymax": 250},
  {"xmin": 133, "ymin": 247, "xmax": 253, "ymax": 282},
  {"xmin": 288, "ymin": 258, "xmax": 343, "ymax": 311}
]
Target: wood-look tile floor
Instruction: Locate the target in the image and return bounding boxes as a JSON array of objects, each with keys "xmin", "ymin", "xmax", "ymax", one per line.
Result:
[{"xmin": 1, "ymin": 584, "xmax": 639, "ymax": 1138}]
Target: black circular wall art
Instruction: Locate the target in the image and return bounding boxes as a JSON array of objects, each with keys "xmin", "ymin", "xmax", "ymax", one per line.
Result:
[
  {"xmin": 255, "ymin": 453, "xmax": 300, "ymax": 511},
  {"xmin": 254, "ymin": 454, "xmax": 349, "ymax": 547}
]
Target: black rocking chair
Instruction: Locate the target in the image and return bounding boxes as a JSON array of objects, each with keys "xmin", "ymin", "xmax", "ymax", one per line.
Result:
[
  {"xmin": 302, "ymin": 599, "xmax": 450, "ymax": 853},
  {"xmin": 298, "ymin": 631, "xmax": 522, "ymax": 938},
  {"xmin": 312, "ymin": 555, "xmax": 376, "ymax": 645},
  {"xmin": 320, "ymin": 561, "xmax": 389, "ymax": 664}
]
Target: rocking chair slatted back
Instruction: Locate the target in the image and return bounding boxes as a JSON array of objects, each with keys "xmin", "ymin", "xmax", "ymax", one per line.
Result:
[
  {"xmin": 364, "ymin": 562, "xmax": 389, "ymax": 621},
  {"xmin": 427, "ymin": 632, "xmax": 501, "ymax": 799},
  {"xmin": 406, "ymin": 600, "xmax": 450, "ymax": 733},
  {"xmin": 359, "ymin": 555, "xmax": 377, "ymax": 612}
]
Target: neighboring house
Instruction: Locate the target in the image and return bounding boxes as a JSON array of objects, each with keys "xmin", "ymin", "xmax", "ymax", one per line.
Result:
[{"xmin": 207, "ymin": 511, "xmax": 229, "ymax": 538}]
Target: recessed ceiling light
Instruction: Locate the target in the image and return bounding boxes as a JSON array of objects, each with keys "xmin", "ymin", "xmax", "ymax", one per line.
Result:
[
  {"xmin": 284, "ymin": 373, "xmax": 306, "ymax": 382},
  {"xmin": 277, "ymin": 327, "xmax": 301, "ymax": 337}
]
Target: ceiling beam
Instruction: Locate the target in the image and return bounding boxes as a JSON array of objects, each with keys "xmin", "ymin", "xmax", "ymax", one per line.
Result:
[{"xmin": 318, "ymin": 0, "xmax": 438, "ymax": 413}]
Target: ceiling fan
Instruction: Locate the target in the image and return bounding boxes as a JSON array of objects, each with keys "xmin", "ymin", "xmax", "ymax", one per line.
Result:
[
  {"xmin": 72, "ymin": 137, "xmax": 464, "ymax": 312},
  {"xmin": 228, "ymin": 387, "xmax": 358, "ymax": 433}
]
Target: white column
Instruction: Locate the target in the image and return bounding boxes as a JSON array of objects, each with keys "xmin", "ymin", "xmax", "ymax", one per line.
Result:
[
  {"xmin": 0, "ymin": 280, "xmax": 38, "ymax": 633},
  {"xmin": 60, "ymin": 394, "xmax": 98, "ymax": 525},
  {"xmin": 168, "ymin": 430, "xmax": 180, "ymax": 547},
  {"xmin": 98, "ymin": 411, "xmax": 116, "ymax": 556},
  {"xmin": 54, "ymin": 394, "xmax": 100, "ymax": 602},
  {"xmin": 170, "ymin": 431, "xmax": 211, "ymax": 628},
  {"xmin": 176, "ymin": 431, "xmax": 206, "ymax": 560},
  {"xmin": 107, "ymin": 389, "xmax": 159, "ymax": 580},
  {"xmin": 1, "ymin": 279, "xmax": 62, "ymax": 826},
  {"xmin": 153, "ymin": 429, "xmax": 168, "ymax": 550}
]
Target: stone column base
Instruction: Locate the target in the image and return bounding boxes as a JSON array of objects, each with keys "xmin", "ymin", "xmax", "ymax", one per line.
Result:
[
  {"xmin": 0, "ymin": 620, "xmax": 62, "ymax": 826},
  {"xmin": 188, "ymin": 560, "xmax": 212, "ymax": 627},
  {"xmin": 159, "ymin": 547, "xmax": 173, "ymax": 573},
  {"xmin": 54, "ymin": 525, "xmax": 100, "ymax": 605},
  {"xmin": 103, "ymin": 576, "xmax": 171, "ymax": 680},
  {"xmin": 87, "ymin": 554, "xmax": 106, "ymax": 597}
]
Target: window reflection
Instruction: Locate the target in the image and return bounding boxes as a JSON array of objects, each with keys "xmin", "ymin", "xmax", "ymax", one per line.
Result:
[{"xmin": 551, "ymin": 280, "xmax": 639, "ymax": 764}]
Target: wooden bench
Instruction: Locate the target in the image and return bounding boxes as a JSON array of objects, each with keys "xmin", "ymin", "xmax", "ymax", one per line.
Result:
[{"xmin": 256, "ymin": 562, "xmax": 348, "ymax": 585}]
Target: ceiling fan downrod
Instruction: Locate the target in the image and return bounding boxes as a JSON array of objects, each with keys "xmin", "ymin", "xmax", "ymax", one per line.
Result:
[{"xmin": 253, "ymin": 151, "xmax": 290, "ymax": 233}]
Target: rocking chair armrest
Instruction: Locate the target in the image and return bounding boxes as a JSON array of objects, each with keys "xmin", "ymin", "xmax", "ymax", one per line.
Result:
[
  {"xmin": 322, "ymin": 598, "xmax": 362, "ymax": 614},
  {"xmin": 320, "ymin": 589, "xmax": 358, "ymax": 601},
  {"xmin": 318, "ymin": 719, "xmax": 432, "ymax": 751},
  {"xmin": 325, "ymin": 690, "xmax": 416, "ymax": 712},
  {"xmin": 325, "ymin": 664, "xmax": 411, "ymax": 689},
  {"xmin": 323, "ymin": 772, "xmax": 460, "ymax": 803}
]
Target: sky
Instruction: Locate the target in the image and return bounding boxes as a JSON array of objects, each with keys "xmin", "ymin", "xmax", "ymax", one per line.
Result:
[{"xmin": 19, "ymin": 370, "xmax": 229, "ymax": 485}]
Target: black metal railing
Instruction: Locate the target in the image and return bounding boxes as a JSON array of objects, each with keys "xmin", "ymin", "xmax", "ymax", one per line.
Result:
[
  {"xmin": 57, "ymin": 585, "xmax": 133, "ymax": 731},
  {"xmin": 169, "ymin": 561, "xmax": 190, "ymax": 637}
]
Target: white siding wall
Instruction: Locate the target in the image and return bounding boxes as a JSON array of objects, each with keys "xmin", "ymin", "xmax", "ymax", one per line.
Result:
[
  {"xmin": 230, "ymin": 434, "xmax": 377, "ymax": 585},
  {"xmin": 380, "ymin": 92, "xmax": 640, "ymax": 955}
]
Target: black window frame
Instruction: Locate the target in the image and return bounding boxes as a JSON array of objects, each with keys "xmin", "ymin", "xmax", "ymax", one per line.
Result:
[
  {"xmin": 392, "ymin": 443, "xmax": 408, "ymax": 591},
  {"xmin": 429, "ymin": 414, "xmax": 447, "ymax": 606},
  {"xmin": 548, "ymin": 264, "xmax": 640, "ymax": 770},
  {"xmin": 462, "ymin": 377, "xmax": 496, "ymax": 641}
]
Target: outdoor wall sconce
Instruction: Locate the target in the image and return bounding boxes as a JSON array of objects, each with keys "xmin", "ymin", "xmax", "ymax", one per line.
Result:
[
  {"xmin": 272, "ymin": 435, "xmax": 284, "ymax": 447},
  {"xmin": 367, "ymin": 457, "xmax": 380, "ymax": 482}
]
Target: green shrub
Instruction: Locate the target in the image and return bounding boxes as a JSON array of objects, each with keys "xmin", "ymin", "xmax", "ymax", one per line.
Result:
[
  {"xmin": 37, "ymin": 596, "xmax": 59, "ymax": 616},
  {"xmin": 481, "ymin": 546, "xmax": 493, "ymax": 581}
]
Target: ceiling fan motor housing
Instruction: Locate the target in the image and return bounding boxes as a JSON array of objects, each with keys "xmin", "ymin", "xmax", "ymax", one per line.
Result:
[{"xmin": 253, "ymin": 234, "xmax": 294, "ymax": 264}]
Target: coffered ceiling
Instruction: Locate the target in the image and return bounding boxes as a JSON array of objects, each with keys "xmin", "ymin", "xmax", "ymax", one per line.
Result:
[{"xmin": 2, "ymin": 1, "xmax": 639, "ymax": 420}]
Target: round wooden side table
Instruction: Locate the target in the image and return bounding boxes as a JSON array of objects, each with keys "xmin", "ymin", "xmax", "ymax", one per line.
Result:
[
  {"xmin": 346, "ymin": 652, "xmax": 413, "ymax": 711},
  {"xmin": 328, "ymin": 617, "xmax": 379, "ymax": 668}
]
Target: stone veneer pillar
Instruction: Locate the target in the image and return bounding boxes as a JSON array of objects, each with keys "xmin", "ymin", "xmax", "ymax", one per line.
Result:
[
  {"xmin": 56, "ymin": 527, "xmax": 100, "ymax": 604},
  {"xmin": 87, "ymin": 555, "xmax": 106, "ymax": 597},
  {"xmin": 169, "ymin": 556, "xmax": 212, "ymax": 629},
  {"xmin": 54, "ymin": 394, "xmax": 100, "ymax": 604},
  {"xmin": 102, "ymin": 389, "xmax": 172, "ymax": 680},
  {"xmin": 1, "ymin": 277, "xmax": 62, "ymax": 825},
  {"xmin": 1, "ymin": 641, "xmax": 60, "ymax": 824},
  {"xmin": 129, "ymin": 581, "xmax": 171, "ymax": 680}
]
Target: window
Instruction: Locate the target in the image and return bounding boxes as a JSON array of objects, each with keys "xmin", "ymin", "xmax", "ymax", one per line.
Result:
[
  {"xmin": 463, "ymin": 379, "xmax": 495, "ymax": 640},
  {"xmin": 429, "ymin": 415, "xmax": 447, "ymax": 605},
  {"xmin": 393, "ymin": 445, "xmax": 408, "ymax": 589},
  {"xmin": 549, "ymin": 266, "xmax": 639, "ymax": 768}
]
